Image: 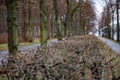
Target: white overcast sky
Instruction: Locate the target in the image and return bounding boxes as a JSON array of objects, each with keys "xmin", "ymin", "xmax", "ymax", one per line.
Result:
[
  {"xmin": 92, "ymin": 0, "xmax": 106, "ymax": 30},
  {"xmin": 93, "ymin": 0, "xmax": 105, "ymax": 18}
]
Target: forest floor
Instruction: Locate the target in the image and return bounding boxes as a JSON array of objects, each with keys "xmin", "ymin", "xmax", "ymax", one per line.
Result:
[{"xmin": 0, "ymin": 35, "xmax": 120, "ymax": 80}]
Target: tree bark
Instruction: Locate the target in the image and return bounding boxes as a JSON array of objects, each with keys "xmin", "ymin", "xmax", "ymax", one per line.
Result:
[
  {"xmin": 116, "ymin": 0, "xmax": 119, "ymax": 41},
  {"xmin": 28, "ymin": 0, "xmax": 33, "ymax": 42},
  {"xmin": 66, "ymin": 0, "xmax": 72, "ymax": 37},
  {"xmin": 39, "ymin": 0, "xmax": 47, "ymax": 47},
  {"xmin": 107, "ymin": 6, "xmax": 111, "ymax": 39},
  {"xmin": 22, "ymin": 0, "xmax": 27, "ymax": 41},
  {"xmin": 111, "ymin": 13, "xmax": 114, "ymax": 40},
  {"xmin": 53, "ymin": 0, "xmax": 62, "ymax": 40},
  {"xmin": 5, "ymin": 0, "xmax": 18, "ymax": 55}
]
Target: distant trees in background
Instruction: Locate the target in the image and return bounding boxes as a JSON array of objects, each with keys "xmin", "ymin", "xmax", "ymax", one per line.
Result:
[
  {"xmin": 0, "ymin": 0, "xmax": 96, "ymax": 54},
  {"xmin": 99, "ymin": 0, "xmax": 120, "ymax": 41},
  {"xmin": 0, "ymin": 0, "xmax": 7, "ymax": 34},
  {"xmin": 78, "ymin": 0, "xmax": 96, "ymax": 35}
]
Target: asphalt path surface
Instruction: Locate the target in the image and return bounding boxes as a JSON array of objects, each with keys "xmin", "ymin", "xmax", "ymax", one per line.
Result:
[
  {"xmin": 98, "ymin": 36, "xmax": 120, "ymax": 54},
  {"xmin": 0, "ymin": 39, "xmax": 58, "ymax": 64}
]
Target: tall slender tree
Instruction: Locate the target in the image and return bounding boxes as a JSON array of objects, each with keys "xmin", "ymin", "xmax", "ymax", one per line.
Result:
[
  {"xmin": 28, "ymin": 0, "xmax": 33, "ymax": 42},
  {"xmin": 5, "ymin": 0, "xmax": 18, "ymax": 55},
  {"xmin": 53, "ymin": 0, "xmax": 62, "ymax": 40},
  {"xmin": 39, "ymin": 0, "xmax": 47, "ymax": 47},
  {"xmin": 107, "ymin": 3, "xmax": 111, "ymax": 39},
  {"xmin": 65, "ymin": 0, "xmax": 82, "ymax": 36},
  {"xmin": 22, "ymin": 0, "xmax": 27, "ymax": 41},
  {"xmin": 109, "ymin": 1, "xmax": 115, "ymax": 40},
  {"xmin": 66, "ymin": 0, "xmax": 71, "ymax": 37},
  {"xmin": 101, "ymin": 0, "xmax": 111, "ymax": 38},
  {"xmin": 116, "ymin": 0, "xmax": 119, "ymax": 41}
]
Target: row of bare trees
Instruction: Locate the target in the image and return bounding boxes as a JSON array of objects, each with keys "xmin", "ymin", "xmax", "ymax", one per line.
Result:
[
  {"xmin": 0, "ymin": 0, "xmax": 96, "ymax": 54},
  {"xmin": 99, "ymin": 0, "xmax": 120, "ymax": 41}
]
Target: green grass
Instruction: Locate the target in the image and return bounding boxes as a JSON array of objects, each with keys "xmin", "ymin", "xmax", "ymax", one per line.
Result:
[
  {"xmin": 0, "ymin": 78, "xmax": 7, "ymax": 80},
  {"xmin": 19, "ymin": 38, "xmax": 39, "ymax": 47},
  {"xmin": 112, "ymin": 39, "xmax": 120, "ymax": 44},
  {"xmin": 0, "ymin": 44, "xmax": 8, "ymax": 51}
]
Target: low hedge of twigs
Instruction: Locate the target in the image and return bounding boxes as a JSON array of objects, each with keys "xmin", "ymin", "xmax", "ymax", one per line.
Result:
[{"xmin": 0, "ymin": 35, "xmax": 120, "ymax": 80}]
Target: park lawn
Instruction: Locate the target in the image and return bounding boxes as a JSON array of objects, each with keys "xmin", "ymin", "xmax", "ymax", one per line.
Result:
[
  {"xmin": 19, "ymin": 38, "xmax": 40, "ymax": 47},
  {"xmin": 0, "ymin": 44, "xmax": 8, "ymax": 51},
  {"xmin": 112, "ymin": 39, "xmax": 120, "ymax": 44},
  {"xmin": 0, "ymin": 78, "xmax": 7, "ymax": 80}
]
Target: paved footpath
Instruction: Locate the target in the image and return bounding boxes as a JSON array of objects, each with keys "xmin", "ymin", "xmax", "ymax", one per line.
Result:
[
  {"xmin": 98, "ymin": 36, "xmax": 120, "ymax": 54},
  {"xmin": 0, "ymin": 39, "xmax": 58, "ymax": 64}
]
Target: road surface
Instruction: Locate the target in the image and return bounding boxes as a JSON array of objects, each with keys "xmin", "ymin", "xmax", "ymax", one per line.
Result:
[
  {"xmin": 98, "ymin": 36, "xmax": 120, "ymax": 54},
  {"xmin": 0, "ymin": 39, "xmax": 58, "ymax": 64}
]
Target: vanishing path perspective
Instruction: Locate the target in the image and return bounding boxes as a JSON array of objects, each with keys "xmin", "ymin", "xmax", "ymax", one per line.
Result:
[{"xmin": 98, "ymin": 36, "xmax": 120, "ymax": 54}]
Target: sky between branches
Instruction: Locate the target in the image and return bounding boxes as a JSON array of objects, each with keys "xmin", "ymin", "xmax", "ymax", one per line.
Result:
[{"xmin": 93, "ymin": 0, "xmax": 105, "ymax": 18}]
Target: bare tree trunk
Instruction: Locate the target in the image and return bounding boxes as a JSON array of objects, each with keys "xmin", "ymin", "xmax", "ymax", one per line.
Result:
[
  {"xmin": 46, "ymin": 4, "xmax": 51, "ymax": 39},
  {"xmin": 28, "ymin": 0, "xmax": 33, "ymax": 42},
  {"xmin": 39, "ymin": 0, "xmax": 47, "ymax": 47},
  {"xmin": 111, "ymin": 13, "xmax": 114, "ymax": 40},
  {"xmin": 22, "ymin": 0, "xmax": 27, "ymax": 41},
  {"xmin": 53, "ymin": 0, "xmax": 62, "ymax": 40},
  {"xmin": 5, "ymin": 0, "xmax": 18, "ymax": 55},
  {"xmin": 116, "ymin": 0, "xmax": 119, "ymax": 41},
  {"xmin": 107, "ymin": 6, "xmax": 111, "ymax": 39},
  {"xmin": 64, "ymin": 17, "xmax": 67, "ymax": 37},
  {"xmin": 66, "ymin": 0, "xmax": 72, "ymax": 37},
  {"xmin": 50, "ymin": 12, "xmax": 54, "ymax": 38}
]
